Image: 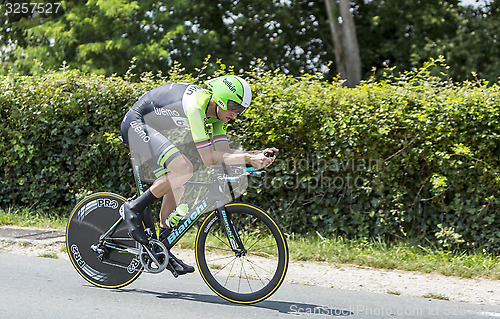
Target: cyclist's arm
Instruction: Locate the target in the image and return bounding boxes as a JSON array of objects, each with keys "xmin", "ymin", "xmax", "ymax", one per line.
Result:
[
  {"xmin": 211, "ymin": 122, "xmax": 271, "ymax": 156},
  {"xmin": 197, "ymin": 132, "xmax": 258, "ymax": 166},
  {"xmin": 185, "ymin": 107, "xmax": 247, "ymax": 166},
  {"xmin": 212, "ymin": 133, "xmax": 247, "ymax": 154},
  {"xmin": 213, "ymin": 138, "xmax": 262, "ymax": 155},
  {"xmin": 211, "ymin": 139, "xmax": 278, "ymax": 168},
  {"xmin": 198, "ymin": 145, "xmax": 275, "ymax": 169},
  {"xmin": 211, "ymin": 121, "xmax": 233, "ymax": 153},
  {"xmin": 187, "ymin": 107, "xmax": 275, "ymax": 168},
  {"xmin": 198, "ymin": 145, "xmax": 250, "ymax": 166}
]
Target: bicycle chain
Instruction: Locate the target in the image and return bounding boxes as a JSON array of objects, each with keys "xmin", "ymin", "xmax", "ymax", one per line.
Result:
[{"xmin": 100, "ymin": 258, "xmax": 147, "ymax": 273}]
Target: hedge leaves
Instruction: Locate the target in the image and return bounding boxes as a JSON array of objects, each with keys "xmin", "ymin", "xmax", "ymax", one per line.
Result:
[{"xmin": 1, "ymin": 63, "xmax": 499, "ymax": 250}]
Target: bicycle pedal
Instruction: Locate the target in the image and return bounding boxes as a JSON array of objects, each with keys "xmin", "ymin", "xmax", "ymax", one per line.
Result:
[
  {"xmin": 167, "ymin": 263, "xmax": 179, "ymax": 278},
  {"xmin": 145, "ymin": 228, "xmax": 156, "ymax": 240}
]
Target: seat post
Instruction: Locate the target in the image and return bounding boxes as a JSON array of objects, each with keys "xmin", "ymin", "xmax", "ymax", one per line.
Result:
[
  {"xmin": 117, "ymin": 136, "xmax": 149, "ymax": 196},
  {"xmin": 129, "ymin": 150, "xmax": 149, "ymax": 196}
]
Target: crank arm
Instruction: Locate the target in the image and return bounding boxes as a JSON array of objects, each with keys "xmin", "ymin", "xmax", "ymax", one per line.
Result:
[{"xmin": 142, "ymin": 244, "xmax": 161, "ymax": 266}]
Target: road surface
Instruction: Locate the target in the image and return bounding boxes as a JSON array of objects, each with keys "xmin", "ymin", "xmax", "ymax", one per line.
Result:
[{"xmin": 0, "ymin": 253, "xmax": 499, "ymax": 318}]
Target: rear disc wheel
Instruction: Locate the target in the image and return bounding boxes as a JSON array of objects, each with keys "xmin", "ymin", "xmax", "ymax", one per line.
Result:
[{"xmin": 66, "ymin": 192, "xmax": 142, "ymax": 288}]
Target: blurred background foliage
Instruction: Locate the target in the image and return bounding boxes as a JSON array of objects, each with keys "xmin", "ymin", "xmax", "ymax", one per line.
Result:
[{"xmin": 1, "ymin": 0, "xmax": 499, "ymax": 83}]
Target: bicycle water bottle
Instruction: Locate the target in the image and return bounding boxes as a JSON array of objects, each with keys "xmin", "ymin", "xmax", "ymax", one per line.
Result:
[{"xmin": 166, "ymin": 204, "xmax": 189, "ymax": 228}]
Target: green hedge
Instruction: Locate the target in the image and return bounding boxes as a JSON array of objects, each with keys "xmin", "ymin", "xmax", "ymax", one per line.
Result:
[{"xmin": 1, "ymin": 63, "xmax": 499, "ymax": 250}]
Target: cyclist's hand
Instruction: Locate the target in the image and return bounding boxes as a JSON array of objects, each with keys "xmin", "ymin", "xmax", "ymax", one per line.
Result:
[
  {"xmin": 250, "ymin": 148, "xmax": 278, "ymax": 169},
  {"xmin": 263, "ymin": 147, "xmax": 279, "ymax": 159},
  {"xmin": 249, "ymin": 154, "xmax": 269, "ymax": 169}
]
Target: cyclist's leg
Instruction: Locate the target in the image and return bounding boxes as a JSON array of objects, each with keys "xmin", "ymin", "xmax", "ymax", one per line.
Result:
[
  {"xmin": 121, "ymin": 114, "xmax": 194, "ymax": 274},
  {"xmin": 121, "ymin": 113, "xmax": 184, "ymax": 245},
  {"xmin": 150, "ymin": 153, "xmax": 193, "ymax": 229},
  {"xmin": 133, "ymin": 139, "xmax": 195, "ymax": 274},
  {"xmin": 159, "ymin": 185, "xmax": 185, "ymax": 228},
  {"xmin": 152, "ymin": 157, "xmax": 195, "ymax": 275},
  {"xmin": 149, "ymin": 155, "xmax": 193, "ymax": 197}
]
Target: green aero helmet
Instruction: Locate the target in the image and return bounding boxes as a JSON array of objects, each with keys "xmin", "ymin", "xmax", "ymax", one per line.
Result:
[{"xmin": 205, "ymin": 75, "xmax": 252, "ymax": 114}]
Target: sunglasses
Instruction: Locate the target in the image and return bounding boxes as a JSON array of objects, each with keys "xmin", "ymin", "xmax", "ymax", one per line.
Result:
[{"xmin": 227, "ymin": 100, "xmax": 247, "ymax": 114}]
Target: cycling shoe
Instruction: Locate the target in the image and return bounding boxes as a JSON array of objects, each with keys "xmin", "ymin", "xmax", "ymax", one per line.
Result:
[
  {"xmin": 167, "ymin": 251, "xmax": 195, "ymax": 276},
  {"xmin": 159, "ymin": 227, "xmax": 195, "ymax": 276},
  {"xmin": 121, "ymin": 202, "xmax": 149, "ymax": 246}
]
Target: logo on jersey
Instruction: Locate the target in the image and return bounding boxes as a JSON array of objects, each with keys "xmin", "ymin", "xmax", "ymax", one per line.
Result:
[
  {"xmin": 172, "ymin": 117, "xmax": 189, "ymax": 127},
  {"xmin": 130, "ymin": 121, "xmax": 150, "ymax": 143},
  {"xmin": 153, "ymin": 108, "xmax": 188, "ymax": 127},
  {"xmin": 154, "ymin": 108, "xmax": 180, "ymax": 117},
  {"xmin": 186, "ymin": 85, "xmax": 203, "ymax": 95}
]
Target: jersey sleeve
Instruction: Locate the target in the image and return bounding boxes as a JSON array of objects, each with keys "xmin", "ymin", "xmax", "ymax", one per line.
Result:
[
  {"xmin": 184, "ymin": 88, "xmax": 228, "ymax": 150},
  {"xmin": 212, "ymin": 121, "xmax": 228, "ymax": 145},
  {"xmin": 185, "ymin": 107, "xmax": 212, "ymax": 150}
]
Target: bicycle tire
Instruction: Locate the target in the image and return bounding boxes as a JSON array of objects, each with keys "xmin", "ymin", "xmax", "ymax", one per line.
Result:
[
  {"xmin": 195, "ymin": 202, "xmax": 288, "ymax": 304},
  {"xmin": 66, "ymin": 192, "xmax": 142, "ymax": 288}
]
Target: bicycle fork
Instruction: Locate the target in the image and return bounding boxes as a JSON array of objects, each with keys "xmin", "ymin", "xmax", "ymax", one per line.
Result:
[{"xmin": 218, "ymin": 206, "xmax": 246, "ymax": 257}]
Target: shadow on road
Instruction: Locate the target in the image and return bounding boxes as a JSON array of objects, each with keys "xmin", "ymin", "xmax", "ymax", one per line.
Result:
[{"xmin": 120, "ymin": 288, "xmax": 353, "ymax": 316}]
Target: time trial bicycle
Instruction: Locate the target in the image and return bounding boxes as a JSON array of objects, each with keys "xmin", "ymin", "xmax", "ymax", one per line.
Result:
[{"xmin": 66, "ymin": 145, "xmax": 289, "ymax": 304}]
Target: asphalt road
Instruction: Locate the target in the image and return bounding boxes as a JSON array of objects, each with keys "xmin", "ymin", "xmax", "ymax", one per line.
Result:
[{"xmin": 0, "ymin": 253, "xmax": 499, "ymax": 319}]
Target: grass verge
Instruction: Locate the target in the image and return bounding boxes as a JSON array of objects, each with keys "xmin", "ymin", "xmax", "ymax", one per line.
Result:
[
  {"xmin": 0, "ymin": 207, "xmax": 67, "ymax": 228},
  {"xmin": 177, "ymin": 230, "xmax": 500, "ymax": 280},
  {"xmin": 38, "ymin": 252, "xmax": 59, "ymax": 259},
  {"xmin": 1, "ymin": 207, "xmax": 499, "ymax": 280},
  {"xmin": 422, "ymin": 293, "xmax": 450, "ymax": 301},
  {"xmin": 287, "ymin": 232, "xmax": 500, "ymax": 280}
]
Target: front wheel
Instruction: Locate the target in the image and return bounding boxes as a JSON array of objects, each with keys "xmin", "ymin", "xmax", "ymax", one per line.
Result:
[{"xmin": 195, "ymin": 203, "xmax": 289, "ymax": 304}]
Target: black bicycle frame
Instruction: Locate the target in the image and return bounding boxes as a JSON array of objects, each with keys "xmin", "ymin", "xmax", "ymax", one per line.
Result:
[
  {"xmin": 104, "ymin": 149, "xmax": 246, "ymax": 254},
  {"xmin": 161, "ymin": 179, "xmax": 245, "ymax": 253}
]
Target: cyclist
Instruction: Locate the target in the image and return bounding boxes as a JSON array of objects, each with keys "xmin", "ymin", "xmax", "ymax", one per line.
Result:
[{"xmin": 120, "ymin": 75, "xmax": 278, "ymax": 276}]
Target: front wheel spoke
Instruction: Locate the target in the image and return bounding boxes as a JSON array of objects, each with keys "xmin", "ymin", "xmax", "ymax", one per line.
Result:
[
  {"xmin": 206, "ymin": 254, "xmax": 237, "ymax": 264},
  {"xmin": 244, "ymin": 236, "xmax": 264, "ymax": 251},
  {"xmin": 213, "ymin": 256, "xmax": 237, "ymax": 278},
  {"xmin": 223, "ymin": 258, "xmax": 237, "ymax": 286},
  {"xmin": 205, "ymin": 245, "xmax": 234, "ymax": 253},
  {"xmin": 211, "ymin": 233, "xmax": 231, "ymax": 249},
  {"xmin": 244, "ymin": 257, "xmax": 267, "ymax": 285},
  {"xmin": 238, "ymin": 260, "xmax": 255, "ymax": 293},
  {"xmin": 244, "ymin": 256, "xmax": 276, "ymax": 278},
  {"xmin": 247, "ymin": 244, "xmax": 278, "ymax": 255}
]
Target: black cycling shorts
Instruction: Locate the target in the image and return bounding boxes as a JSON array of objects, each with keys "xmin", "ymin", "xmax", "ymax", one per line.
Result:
[{"xmin": 121, "ymin": 110, "xmax": 182, "ymax": 178}]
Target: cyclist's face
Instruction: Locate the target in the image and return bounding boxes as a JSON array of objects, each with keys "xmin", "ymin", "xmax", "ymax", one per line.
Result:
[
  {"xmin": 217, "ymin": 107, "xmax": 239, "ymax": 123},
  {"xmin": 218, "ymin": 100, "xmax": 246, "ymax": 122}
]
